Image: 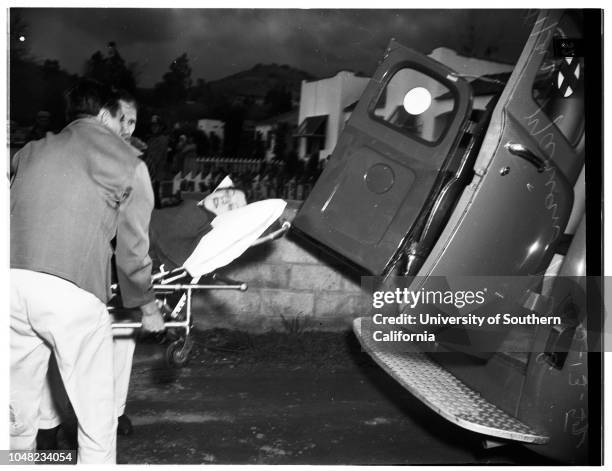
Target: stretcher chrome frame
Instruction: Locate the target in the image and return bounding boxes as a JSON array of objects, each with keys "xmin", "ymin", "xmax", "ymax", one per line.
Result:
[{"xmin": 109, "ymin": 220, "xmax": 291, "ymax": 366}]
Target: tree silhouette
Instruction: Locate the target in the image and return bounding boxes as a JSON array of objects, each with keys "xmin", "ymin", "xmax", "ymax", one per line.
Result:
[
  {"xmin": 222, "ymin": 105, "xmax": 246, "ymax": 155},
  {"xmin": 189, "ymin": 78, "xmax": 211, "ymax": 103},
  {"xmin": 84, "ymin": 41, "xmax": 136, "ymax": 92},
  {"xmin": 264, "ymin": 85, "xmax": 292, "ymax": 115},
  {"xmin": 253, "ymin": 131, "xmax": 266, "ymax": 160},
  {"xmin": 9, "ymin": 13, "xmax": 75, "ymax": 130},
  {"xmin": 273, "ymin": 121, "xmax": 290, "ymax": 162},
  {"xmin": 154, "ymin": 53, "xmax": 193, "ymax": 105}
]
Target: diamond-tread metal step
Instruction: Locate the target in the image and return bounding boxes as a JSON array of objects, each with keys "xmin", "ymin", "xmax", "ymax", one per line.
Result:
[{"xmin": 353, "ymin": 317, "xmax": 549, "ymax": 444}]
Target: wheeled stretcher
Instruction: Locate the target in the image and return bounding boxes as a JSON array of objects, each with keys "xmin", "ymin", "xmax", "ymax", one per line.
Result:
[{"xmin": 108, "ymin": 197, "xmax": 290, "ymax": 367}]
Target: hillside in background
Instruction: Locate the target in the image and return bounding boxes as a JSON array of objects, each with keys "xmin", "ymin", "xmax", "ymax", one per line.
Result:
[
  {"xmin": 137, "ymin": 63, "xmax": 317, "ymax": 128},
  {"xmin": 10, "ymin": 60, "xmax": 317, "ymax": 131},
  {"xmin": 208, "ymin": 63, "xmax": 316, "ymax": 105}
]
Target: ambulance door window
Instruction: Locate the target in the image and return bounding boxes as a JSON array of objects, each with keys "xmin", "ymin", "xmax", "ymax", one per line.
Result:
[{"xmin": 372, "ymin": 67, "xmax": 455, "ymax": 144}]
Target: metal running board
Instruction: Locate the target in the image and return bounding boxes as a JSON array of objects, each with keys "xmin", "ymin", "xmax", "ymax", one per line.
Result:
[{"xmin": 353, "ymin": 317, "xmax": 549, "ymax": 444}]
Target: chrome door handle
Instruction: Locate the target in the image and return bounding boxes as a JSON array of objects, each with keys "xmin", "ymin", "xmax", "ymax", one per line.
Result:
[{"xmin": 504, "ymin": 142, "xmax": 546, "ymax": 173}]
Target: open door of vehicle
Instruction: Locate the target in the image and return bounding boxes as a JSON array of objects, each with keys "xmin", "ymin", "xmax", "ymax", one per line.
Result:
[{"xmin": 293, "ymin": 40, "xmax": 473, "ymax": 275}]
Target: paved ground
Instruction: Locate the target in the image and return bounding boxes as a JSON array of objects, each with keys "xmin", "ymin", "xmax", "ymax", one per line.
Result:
[{"xmin": 109, "ymin": 329, "xmax": 554, "ymax": 465}]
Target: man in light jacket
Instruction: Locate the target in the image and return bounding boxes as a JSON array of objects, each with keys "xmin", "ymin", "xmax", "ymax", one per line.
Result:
[{"xmin": 10, "ymin": 79, "xmax": 165, "ymax": 463}]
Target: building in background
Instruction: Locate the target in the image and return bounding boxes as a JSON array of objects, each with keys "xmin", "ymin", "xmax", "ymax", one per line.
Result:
[{"xmin": 296, "ymin": 71, "xmax": 370, "ymax": 162}]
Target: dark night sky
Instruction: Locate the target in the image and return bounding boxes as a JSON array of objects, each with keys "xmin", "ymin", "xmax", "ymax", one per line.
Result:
[{"xmin": 13, "ymin": 8, "xmax": 535, "ymax": 87}]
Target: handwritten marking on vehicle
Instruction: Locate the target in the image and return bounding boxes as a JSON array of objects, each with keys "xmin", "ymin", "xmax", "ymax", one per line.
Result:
[
  {"xmin": 530, "ymin": 15, "xmax": 556, "ymax": 56},
  {"xmin": 524, "ymin": 110, "xmax": 565, "ymax": 157},
  {"xmin": 562, "ymin": 324, "xmax": 588, "ymax": 449},
  {"xmin": 569, "ymin": 373, "xmax": 587, "ymax": 387},
  {"xmin": 544, "ymin": 166, "xmax": 562, "ymax": 242},
  {"xmin": 523, "ymin": 108, "xmax": 565, "ymax": 243}
]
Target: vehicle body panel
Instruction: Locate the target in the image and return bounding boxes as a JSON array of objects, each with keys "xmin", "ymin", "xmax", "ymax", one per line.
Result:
[{"xmin": 419, "ymin": 10, "xmax": 581, "ymax": 279}]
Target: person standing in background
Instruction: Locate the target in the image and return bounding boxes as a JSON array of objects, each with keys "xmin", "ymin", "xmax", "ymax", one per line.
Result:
[{"xmin": 144, "ymin": 115, "xmax": 169, "ymax": 208}]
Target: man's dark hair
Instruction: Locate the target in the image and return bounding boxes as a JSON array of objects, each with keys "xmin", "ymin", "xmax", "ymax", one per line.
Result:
[
  {"xmin": 116, "ymin": 89, "xmax": 138, "ymax": 110},
  {"xmin": 65, "ymin": 78, "xmax": 120, "ymax": 121}
]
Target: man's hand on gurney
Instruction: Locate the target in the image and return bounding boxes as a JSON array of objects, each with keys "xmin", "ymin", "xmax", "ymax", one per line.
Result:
[{"xmin": 140, "ymin": 300, "xmax": 166, "ymax": 333}]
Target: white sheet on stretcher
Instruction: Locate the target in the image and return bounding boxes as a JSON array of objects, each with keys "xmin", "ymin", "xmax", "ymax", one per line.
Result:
[{"xmin": 183, "ymin": 199, "xmax": 287, "ymax": 277}]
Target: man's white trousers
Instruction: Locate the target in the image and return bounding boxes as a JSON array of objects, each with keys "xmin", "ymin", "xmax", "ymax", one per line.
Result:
[
  {"xmin": 39, "ymin": 331, "xmax": 136, "ymax": 429},
  {"xmin": 10, "ymin": 269, "xmax": 117, "ymax": 464}
]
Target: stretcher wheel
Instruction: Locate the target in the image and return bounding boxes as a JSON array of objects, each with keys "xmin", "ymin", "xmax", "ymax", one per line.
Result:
[{"xmin": 165, "ymin": 337, "xmax": 193, "ymax": 367}]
